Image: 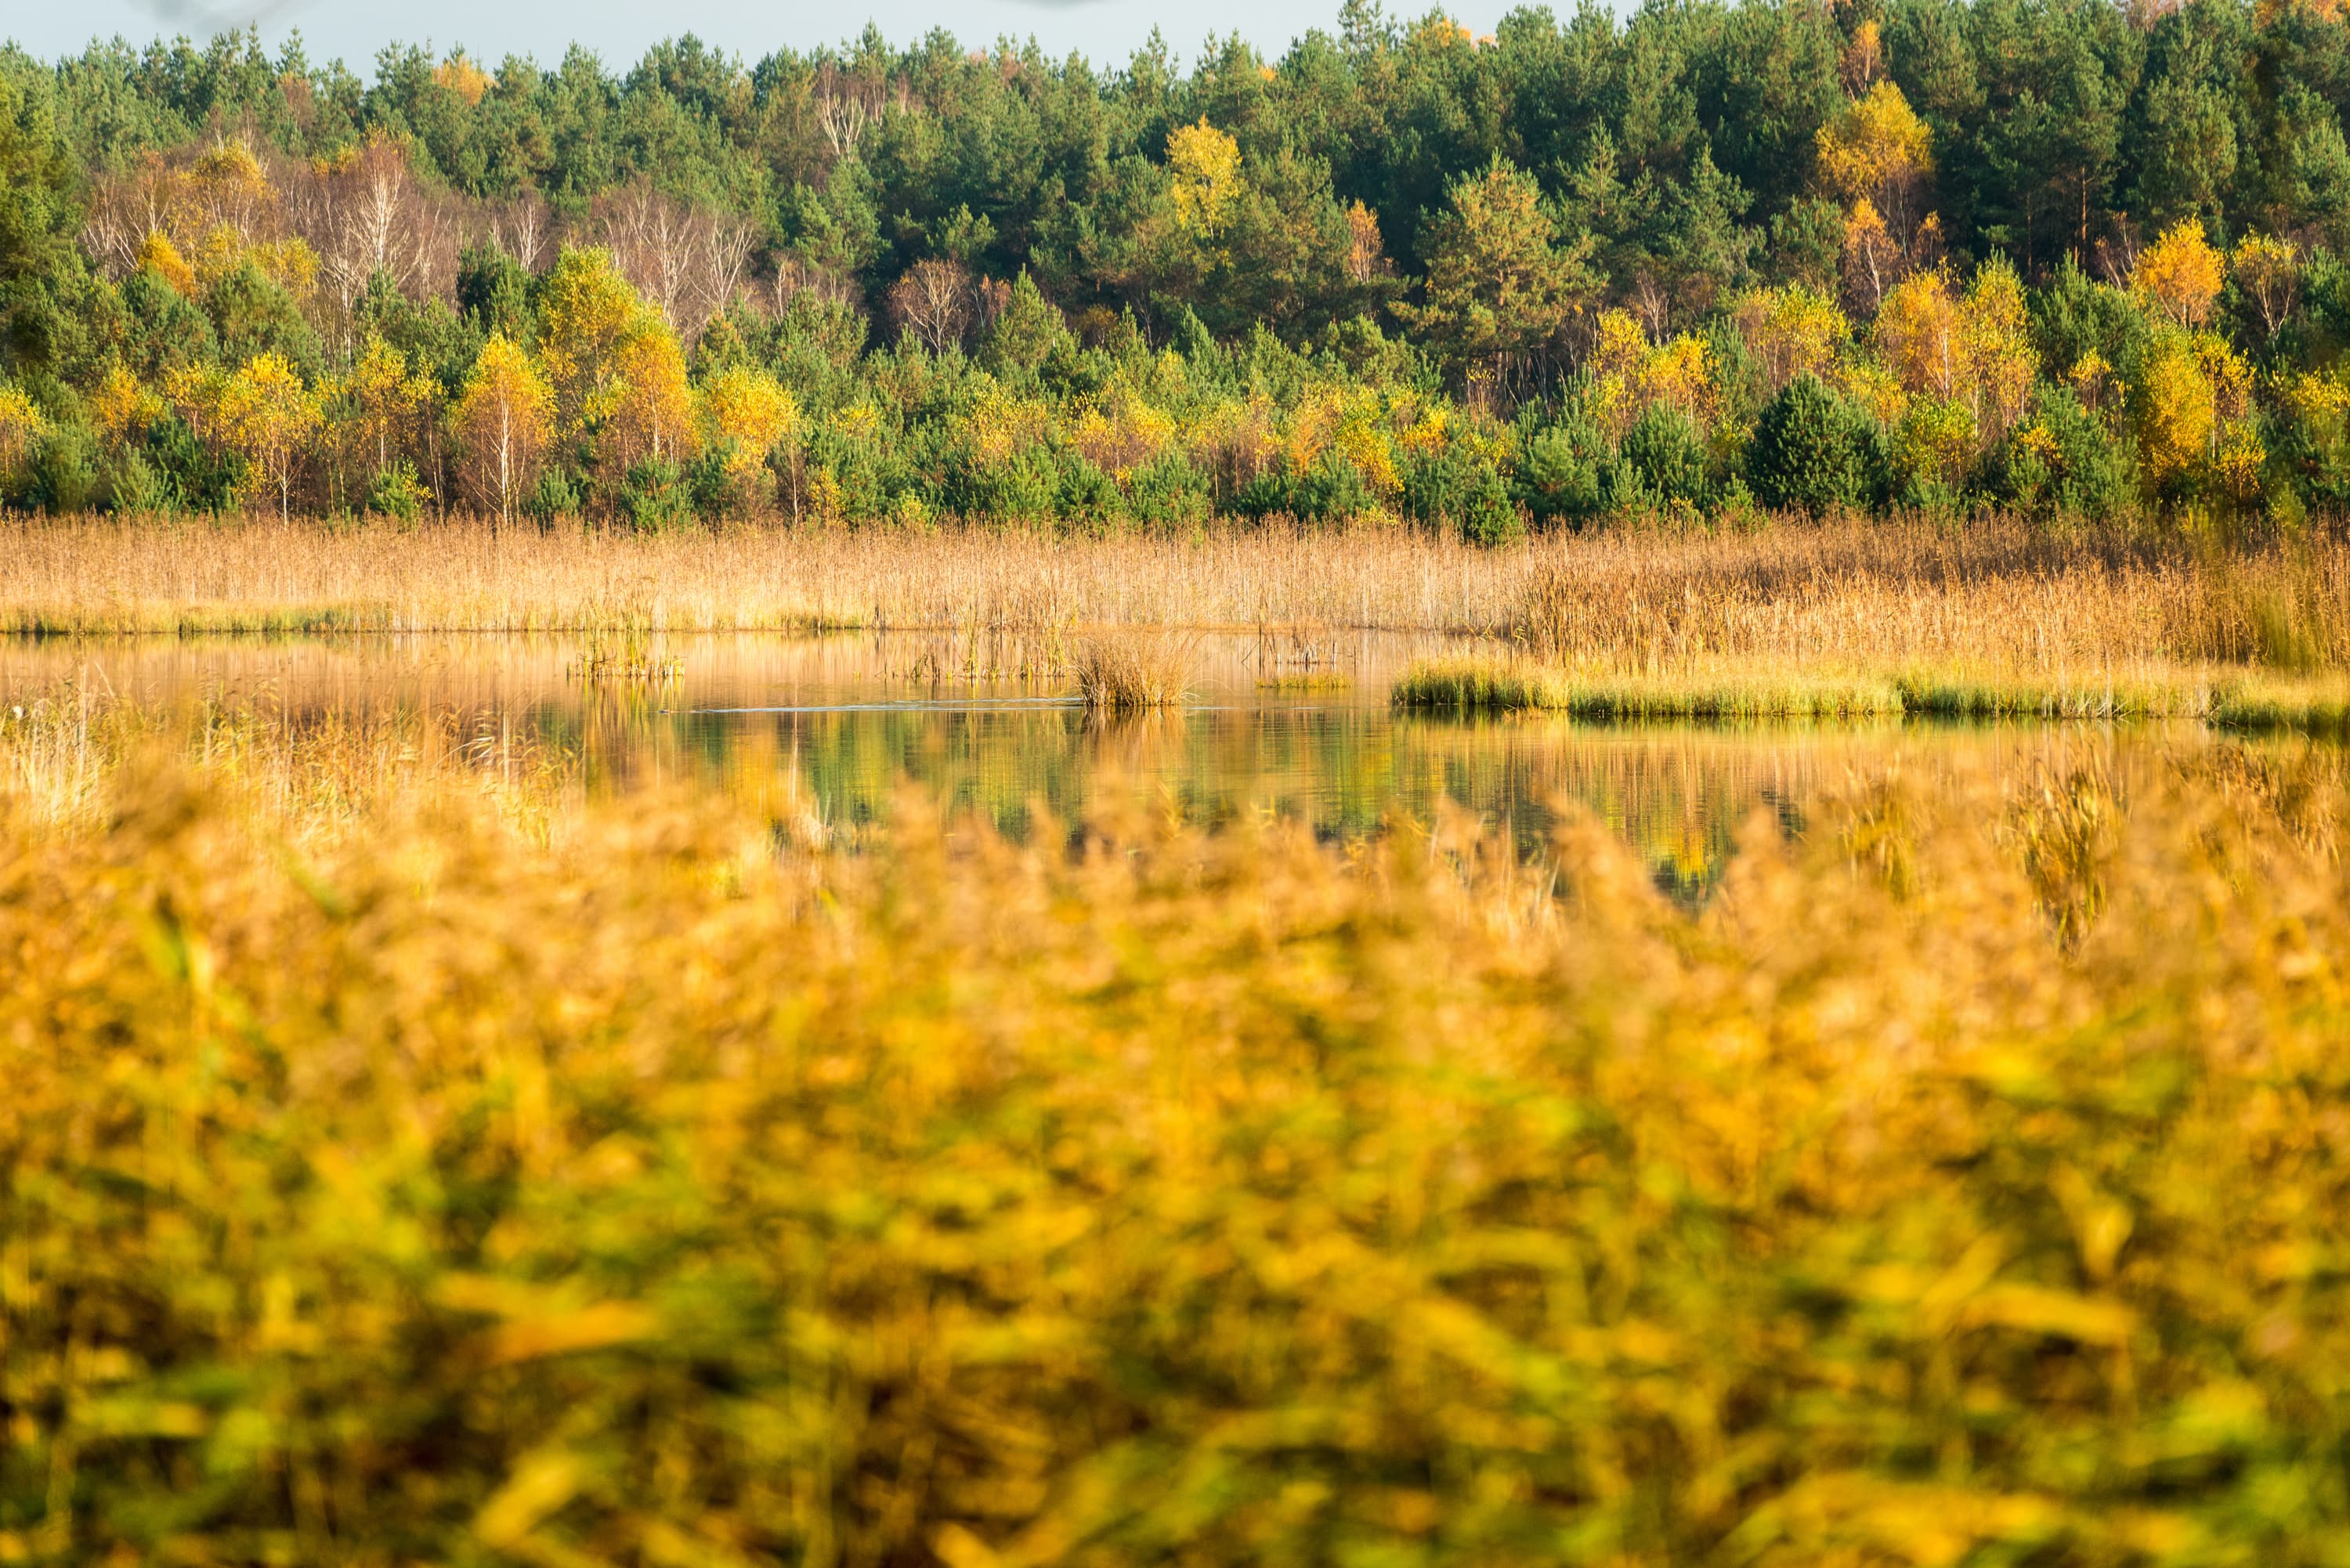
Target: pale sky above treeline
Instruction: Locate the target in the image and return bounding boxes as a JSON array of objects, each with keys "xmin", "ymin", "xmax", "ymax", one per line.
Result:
[{"xmin": 6, "ymin": 0, "xmax": 1520, "ymax": 73}]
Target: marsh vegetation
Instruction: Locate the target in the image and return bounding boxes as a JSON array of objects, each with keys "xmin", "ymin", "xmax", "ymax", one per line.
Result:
[{"xmin": 5, "ymin": 677, "xmax": 2350, "ymax": 1563}]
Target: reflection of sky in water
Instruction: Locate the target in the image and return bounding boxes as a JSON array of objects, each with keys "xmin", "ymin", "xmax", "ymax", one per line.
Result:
[{"xmin": 3, "ymin": 630, "xmax": 2299, "ymax": 902}]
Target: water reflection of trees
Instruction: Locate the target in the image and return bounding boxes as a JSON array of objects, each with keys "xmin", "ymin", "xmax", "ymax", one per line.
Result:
[{"xmin": 597, "ymin": 703, "xmax": 2132, "ymax": 900}]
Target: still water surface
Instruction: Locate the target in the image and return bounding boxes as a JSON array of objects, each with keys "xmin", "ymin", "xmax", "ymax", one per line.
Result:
[{"xmin": 7, "ymin": 629, "xmax": 2295, "ymax": 899}]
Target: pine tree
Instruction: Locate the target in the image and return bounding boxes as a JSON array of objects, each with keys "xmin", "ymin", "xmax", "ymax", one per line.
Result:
[{"xmin": 1394, "ymin": 159, "xmax": 1599, "ymax": 386}]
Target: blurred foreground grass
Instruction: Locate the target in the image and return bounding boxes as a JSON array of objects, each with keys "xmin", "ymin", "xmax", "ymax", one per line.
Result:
[{"xmin": 5, "ymin": 697, "xmax": 2350, "ymax": 1565}]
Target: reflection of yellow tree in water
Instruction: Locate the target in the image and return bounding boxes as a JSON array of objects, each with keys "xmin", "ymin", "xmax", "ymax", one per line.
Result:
[{"xmin": 1083, "ymin": 708, "xmax": 1191, "ymax": 790}]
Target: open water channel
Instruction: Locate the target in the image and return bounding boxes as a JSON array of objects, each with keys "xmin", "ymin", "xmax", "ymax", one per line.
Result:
[{"xmin": 9, "ymin": 628, "xmax": 2321, "ymax": 900}]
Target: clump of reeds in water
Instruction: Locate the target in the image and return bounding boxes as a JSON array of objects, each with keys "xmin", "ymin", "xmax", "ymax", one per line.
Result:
[
  {"xmin": 898, "ymin": 590, "xmax": 1076, "ymax": 688},
  {"xmin": 1075, "ymin": 627, "xmax": 1195, "ymax": 710},
  {"xmin": 569, "ymin": 612, "xmax": 683, "ymax": 685},
  {"xmin": 1249, "ymin": 616, "xmax": 1351, "ymax": 692}
]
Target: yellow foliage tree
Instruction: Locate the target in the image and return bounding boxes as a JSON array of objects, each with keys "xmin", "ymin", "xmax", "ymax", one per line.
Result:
[
  {"xmin": 1841, "ymin": 18, "xmax": 1885, "ymax": 92},
  {"xmin": 1585, "ymin": 309, "xmax": 1716, "ymax": 438},
  {"xmin": 1840, "ymin": 198, "xmax": 1902, "ymax": 313},
  {"xmin": 191, "ymin": 223, "xmax": 244, "ymax": 288},
  {"xmin": 248, "ymin": 236, "xmax": 321, "ymax": 301},
  {"xmin": 0, "ymin": 381, "xmax": 51, "ymax": 475},
  {"xmin": 2284, "ymin": 364, "xmax": 2350, "ymax": 475},
  {"xmin": 1817, "ymin": 81, "xmax": 1934, "ymax": 218},
  {"xmin": 1872, "ymin": 269, "xmax": 1965, "ymax": 399},
  {"xmin": 1069, "ymin": 390, "xmax": 1177, "ymax": 482},
  {"xmin": 185, "ymin": 140, "xmax": 273, "ymax": 244},
  {"xmin": 98, "ymin": 139, "xmax": 297, "ymax": 300},
  {"xmin": 454, "ymin": 336, "xmax": 555, "ymax": 526},
  {"xmin": 1732, "ymin": 285, "xmax": 1852, "ymax": 392},
  {"xmin": 2230, "ymin": 231, "xmax": 2301, "ymax": 341},
  {"xmin": 2131, "ymin": 219, "xmax": 2226, "ymax": 330},
  {"xmin": 2060, "ymin": 350, "xmax": 2117, "ymax": 417},
  {"xmin": 91, "ymin": 364, "xmax": 163, "ymax": 443},
  {"xmin": 1819, "ymin": 81, "xmax": 1936, "ymax": 312},
  {"xmin": 434, "ymin": 51, "xmax": 492, "ymax": 105},
  {"xmin": 537, "ymin": 247, "xmax": 648, "ymax": 435},
  {"xmin": 1957, "ymin": 258, "xmax": 2037, "ymax": 437},
  {"xmin": 1641, "ymin": 334, "xmax": 1716, "ymax": 428},
  {"xmin": 161, "ymin": 363, "xmax": 230, "ymax": 447},
  {"xmin": 136, "ymin": 230, "xmax": 199, "ymax": 298},
  {"xmin": 1343, "ymin": 200, "xmax": 1389, "ymax": 285},
  {"xmin": 219, "ymin": 353, "xmax": 322, "ymax": 518},
  {"xmin": 604, "ymin": 316, "xmax": 698, "ymax": 473},
  {"xmin": 1893, "ymin": 396, "xmax": 1977, "ymax": 492},
  {"xmin": 1331, "ymin": 392, "xmax": 1401, "ymax": 497},
  {"xmin": 1873, "ymin": 260, "xmax": 2037, "ymax": 443},
  {"xmin": 1833, "ymin": 358, "xmax": 1911, "ymax": 426},
  {"xmin": 343, "ymin": 335, "xmax": 436, "ymax": 473},
  {"xmin": 1166, "ymin": 120, "xmax": 1245, "ymax": 247},
  {"xmin": 175, "ymin": 222, "xmax": 319, "ymax": 299},
  {"xmin": 1585, "ymin": 310, "xmax": 1654, "ymax": 436},
  {"xmin": 2136, "ymin": 331, "xmax": 2258, "ymax": 494},
  {"xmin": 700, "ymin": 365, "xmax": 800, "ymax": 479}
]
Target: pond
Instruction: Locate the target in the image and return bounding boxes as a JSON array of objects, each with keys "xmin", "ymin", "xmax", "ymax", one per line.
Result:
[{"xmin": 5, "ymin": 629, "xmax": 2311, "ymax": 900}]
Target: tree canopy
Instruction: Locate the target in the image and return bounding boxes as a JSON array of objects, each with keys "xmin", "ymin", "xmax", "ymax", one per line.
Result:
[{"xmin": 7, "ymin": 0, "xmax": 2350, "ymax": 532}]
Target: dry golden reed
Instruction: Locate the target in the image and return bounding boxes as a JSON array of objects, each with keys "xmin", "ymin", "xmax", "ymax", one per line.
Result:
[
  {"xmin": 1074, "ymin": 628, "xmax": 1197, "ymax": 710},
  {"xmin": 5, "ymin": 735, "xmax": 2350, "ymax": 1564},
  {"xmin": 1507, "ymin": 522, "xmax": 2350, "ymax": 671},
  {"xmin": 0, "ymin": 679, "xmax": 580, "ymax": 844},
  {"xmin": 12, "ymin": 515, "xmax": 2348, "ymax": 661},
  {"xmin": 0, "ymin": 515, "xmax": 1531, "ymax": 636}
]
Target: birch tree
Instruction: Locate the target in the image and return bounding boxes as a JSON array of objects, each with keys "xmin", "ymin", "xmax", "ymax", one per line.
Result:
[{"xmin": 454, "ymin": 335, "xmax": 554, "ymax": 526}]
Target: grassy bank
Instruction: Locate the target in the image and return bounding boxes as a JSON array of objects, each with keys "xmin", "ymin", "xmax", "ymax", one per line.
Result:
[
  {"xmin": 1394, "ymin": 654, "xmax": 2350, "ymax": 733},
  {"xmin": 5, "ymin": 732, "xmax": 2350, "ymax": 1563},
  {"xmin": 1392, "ymin": 659, "xmax": 1910, "ymax": 719}
]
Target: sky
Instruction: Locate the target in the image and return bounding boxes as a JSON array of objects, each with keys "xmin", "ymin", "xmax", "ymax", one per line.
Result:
[{"xmin": 2, "ymin": 0, "xmax": 1519, "ymax": 73}]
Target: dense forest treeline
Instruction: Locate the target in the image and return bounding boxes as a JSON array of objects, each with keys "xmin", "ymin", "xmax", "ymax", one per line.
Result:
[{"xmin": 7, "ymin": 0, "xmax": 2350, "ymax": 533}]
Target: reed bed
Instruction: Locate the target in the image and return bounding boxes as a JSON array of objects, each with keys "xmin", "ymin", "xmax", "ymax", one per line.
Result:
[
  {"xmin": 1506, "ymin": 523, "xmax": 2350, "ymax": 672},
  {"xmin": 0, "ymin": 679, "xmax": 582, "ymax": 844},
  {"xmin": 6, "ymin": 735, "xmax": 2350, "ymax": 1563},
  {"xmin": 8, "ymin": 516, "xmax": 2348, "ymax": 667},
  {"xmin": 0, "ymin": 515, "xmax": 1530, "ymax": 636}
]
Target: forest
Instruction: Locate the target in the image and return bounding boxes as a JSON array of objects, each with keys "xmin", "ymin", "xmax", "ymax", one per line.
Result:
[{"xmin": 5, "ymin": 0, "xmax": 2350, "ymax": 533}]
